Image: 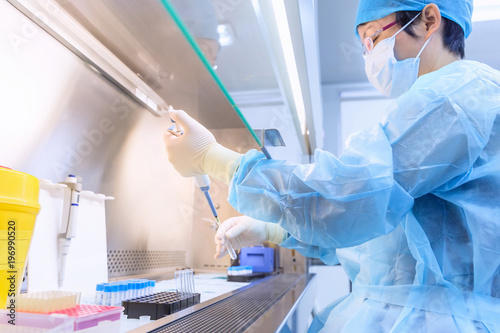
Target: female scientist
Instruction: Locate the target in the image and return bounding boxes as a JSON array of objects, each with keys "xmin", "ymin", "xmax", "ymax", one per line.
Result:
[{"xmin": 164, "ymin": 0, "xmax": 500, "ymax": 331}]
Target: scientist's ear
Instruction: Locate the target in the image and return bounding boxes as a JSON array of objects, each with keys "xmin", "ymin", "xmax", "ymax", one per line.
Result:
[{"xmin": 420, "ymin": 4, "xmax": 442, "ymax": 38}]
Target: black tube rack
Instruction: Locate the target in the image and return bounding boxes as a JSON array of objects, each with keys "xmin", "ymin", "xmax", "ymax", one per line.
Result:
[{"xmin": 122, "ymin": 291, "xmax": 201, "ymax": 320}]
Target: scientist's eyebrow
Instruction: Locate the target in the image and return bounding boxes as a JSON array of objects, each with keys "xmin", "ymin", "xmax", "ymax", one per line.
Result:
[{"xmin": 358, "ymin": 22, "xmax": 374, "ymax": 40}]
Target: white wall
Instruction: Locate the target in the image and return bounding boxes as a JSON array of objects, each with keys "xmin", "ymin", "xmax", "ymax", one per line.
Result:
[
  {"xmin": 339, "ymin": 98, "xmax": 394, "ymax": 153},
  {"xmin": 309, "ymin": 265, "xmax": 350, "ymax": 313},
  {"xmin": 322, "ymin": 83, "xmax": 395, "ymax": 155}
]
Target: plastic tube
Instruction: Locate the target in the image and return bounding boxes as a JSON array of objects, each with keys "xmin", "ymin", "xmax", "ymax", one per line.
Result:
[
  {"xmin": 95, "ymin": 284, "xmax": 104, "ymax": 305},
  {"xmin": 103, "ymin": 285, "xmax": 112, "ymax": 306},
  {"xmin": 139, "ymin": 315, "xmax": 151, "ymax": 326},
  {"xmin": 127, "ymin": 281, "xmax": 133, "ymax": 299},
  {"xmin": 148, "ymin": 280, "xmax": 155, "ymax": 295},
  {"xmin": 112, "ymin": 284, "xmax": 120, "ymax": 306},
  {"xmin": 189, "ymin": 269, "xmax": 195, "ymax": 294},
  {"xmin": 215, "ymin": 216, "xmax": 237, "ymax": 260},
  {"xmin": 118, "ymin": 283, "xmax": 126, "ymax": 304}
]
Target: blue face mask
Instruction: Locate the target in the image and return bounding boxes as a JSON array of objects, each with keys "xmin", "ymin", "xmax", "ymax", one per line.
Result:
[{"xmin": 364, "ymin": 13, "xmax": 433, "ymax": 98}]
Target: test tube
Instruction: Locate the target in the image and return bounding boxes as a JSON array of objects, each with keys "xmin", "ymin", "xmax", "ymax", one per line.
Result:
[
  {"xmin": 189, "ymin": 269, "xmax": 195, "ymax": 295},
  {"xmin": 181, "ymin": 270, "xmax": 186, "ymax": 298},
  {"xmin": 113, "ymin": 283, "xmax": 119, "ymax": 305},
  {"xmin": 108, "ymin": 283, "xmax": 114, "ymax": 305},
  {"xmin": 139, "ymin": 315, "xmax": 151, "ymax": 326},
  {"xmin": 95, "ymin": 284, "xmax": 104, "ymax": 305},
  {"xmin": 183, "ymin": 271, "xmax": 187, "ymax": 295},
  {"xmin": 134, "ymin": 280, "xmax": 140, "ymax": 296},
  {"xmin": 177, "ymin": 270, "xmax": 182, "ymax": 297},
  {"xmin": 148, "ymin": 280, "xmax": 156, "ymax": 295},
  {"xmin": 138, "ymin": 281, "xmax": 144, "ymax": 296},
  {"xmin": 118, "ymin": 283, "xmax": 126, "ymax": 304},
  {"xmin": 134, "ymin": 281, "xmax": 140, "ymax": 298},
  {"xmin": 103, "ymin": 285, "xmax": 112, "ymax": 306},
  {"xmin": 175, "ymin": 271, "xmax": 179, "ymax": 295},
  {"xmin": 130, "ymin": 281, "xmax": 134, "ymax": 298},
  {"xmin": 129, "ymin": 281, "xmax": 134, "ymax": 298},
  {"xmin": 215, "ymin": 217, "xmax": 237, "ymax": 260},
  {"xmin": 112, "ymin": 284, "xmax": 120, "ymax": 306},
  {"xmin": 125, "ymin": 282, "xmax": 130, "ymax": 300}
]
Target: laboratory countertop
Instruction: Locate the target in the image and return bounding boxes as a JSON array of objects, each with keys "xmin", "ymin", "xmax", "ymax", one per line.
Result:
[
  {"xmin": 118, "ymin": 273, "xmax": 250, "ymax": 332},
  {"xmin": 126, "ymin": 273, "xmax": 316, "ymax": 333}
]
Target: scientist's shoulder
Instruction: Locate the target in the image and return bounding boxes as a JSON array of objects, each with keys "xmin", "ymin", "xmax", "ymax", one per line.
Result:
[{"xmin": 410, "ymin": 60, "xmax": 500, "ymax": 98}]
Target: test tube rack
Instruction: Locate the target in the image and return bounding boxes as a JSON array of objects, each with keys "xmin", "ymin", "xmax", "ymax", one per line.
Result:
[{"xmin": 122, "ymin": 291, "xmax": 201, "ymax": 320}]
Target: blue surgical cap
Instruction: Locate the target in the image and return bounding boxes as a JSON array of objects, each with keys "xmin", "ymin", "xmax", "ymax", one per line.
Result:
[{"xmin": 355, "ymin": 0, "xmax": 474, "ymax": 39}]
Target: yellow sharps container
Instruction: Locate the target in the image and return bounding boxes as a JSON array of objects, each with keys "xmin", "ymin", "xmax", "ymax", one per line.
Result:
[{"xmin": 0, "ymin": 166, "xmax": 40, "ymax": 309}]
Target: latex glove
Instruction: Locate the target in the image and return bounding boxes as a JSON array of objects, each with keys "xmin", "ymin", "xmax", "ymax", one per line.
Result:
[
  {"xmin": 163, "ymin": 109, "xmax": 216, "ymax": 177},
  {"xmin": 214, "ymin": 216, "xmax": 287, "ymax": 259},
  {"xmin": 164, "ymin": 109, "xmax": 242, "ymax": 183}
]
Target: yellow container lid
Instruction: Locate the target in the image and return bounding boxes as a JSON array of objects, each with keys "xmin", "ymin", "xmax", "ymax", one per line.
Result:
[{"xmin": 0, "ymin": 166, "xmax": 40, "ymax": 210}]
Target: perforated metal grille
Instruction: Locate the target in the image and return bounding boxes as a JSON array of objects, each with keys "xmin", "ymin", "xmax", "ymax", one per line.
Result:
[
  {"xmin": 151, "ymin": 274, "xmax": 303, "ymax": 333},
  {"xmin": 107, "ymin": 250, "xmax": 185, "ymax": 277}
]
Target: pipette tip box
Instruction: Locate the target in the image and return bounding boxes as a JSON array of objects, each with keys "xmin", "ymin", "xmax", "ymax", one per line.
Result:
[{"xmin": 122, "ymin": 291, "xmax": 201, "ymax": 320}]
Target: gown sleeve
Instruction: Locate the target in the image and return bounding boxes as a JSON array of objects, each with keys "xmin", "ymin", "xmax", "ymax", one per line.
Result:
[{"xmin": 228, "ymin": 73, "xmax": 495, "ymax": 262}]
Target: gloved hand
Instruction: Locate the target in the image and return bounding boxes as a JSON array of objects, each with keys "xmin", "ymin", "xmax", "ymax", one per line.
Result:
[
  {"xmin": 214, "ymin": 216, "xmax": 288, "ymax": 259},
  {"xmin": 164, "ymin": 109, "xmax": 242, "ymax": 183},
  {"xmin": 163, "ymin": 109, "xmax": 216, "ymax": 177}
]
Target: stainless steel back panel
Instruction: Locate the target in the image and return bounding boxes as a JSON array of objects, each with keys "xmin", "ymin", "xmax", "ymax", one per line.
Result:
[{"xmin": 0, "ymin": 0, "xmax": 257, "ymax": 278}]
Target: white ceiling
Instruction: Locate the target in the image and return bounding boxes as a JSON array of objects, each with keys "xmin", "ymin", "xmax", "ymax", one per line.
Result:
[{"xmin": 318, "ymin": 0, "xmax": 500, "ymax": 85}]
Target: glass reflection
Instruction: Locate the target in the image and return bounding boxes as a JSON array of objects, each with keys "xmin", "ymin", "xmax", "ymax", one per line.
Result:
[
  {"xmin": 161, "ymin": 0, "xmax": 286, "ymax": 148},
  {"xmin": 168, "ymin": 0, "xmax": 221, "ymax": 67}
]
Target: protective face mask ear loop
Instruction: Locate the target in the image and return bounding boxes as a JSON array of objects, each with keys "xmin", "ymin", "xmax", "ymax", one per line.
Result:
[
  {"xmin": 392, "ymin": 12, "xmax": 422, "ymax": 40},
  {"xmin": 413, "ymin": 35, "xmax": 434, "ymax": 64}
]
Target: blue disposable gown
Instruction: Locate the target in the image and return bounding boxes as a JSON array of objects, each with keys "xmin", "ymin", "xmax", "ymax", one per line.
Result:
[{"xmin": 228, "ymin": 61, "xmax": 500, "ymax": 332}]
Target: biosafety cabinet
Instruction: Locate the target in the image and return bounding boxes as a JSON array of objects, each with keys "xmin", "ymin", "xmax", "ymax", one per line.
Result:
[{"xmin": 0, "ymin": 0, "xmax": 333, "ymax": 331}]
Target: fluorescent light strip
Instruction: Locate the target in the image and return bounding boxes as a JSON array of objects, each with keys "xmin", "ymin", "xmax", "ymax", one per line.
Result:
[
  {"xmin": 271, "ymin": 0, "xmax": 307, "ymax": 135},
  {"xmin": 472, "ymin": 0, "xmax": 500, "ymax": 22}
]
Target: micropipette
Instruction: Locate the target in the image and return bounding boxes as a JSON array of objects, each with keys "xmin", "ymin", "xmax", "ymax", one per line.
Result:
[
  {"xmin": 195, "ymin": 175, "xmax": 237, "ymax": 260},
  {"xmin": 166, "ymin": 109, "xmax": 237, "ymax": 260},
  {"xmin": 58, "ymin": 174, "xmax": 82, "ymax": 288}
]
